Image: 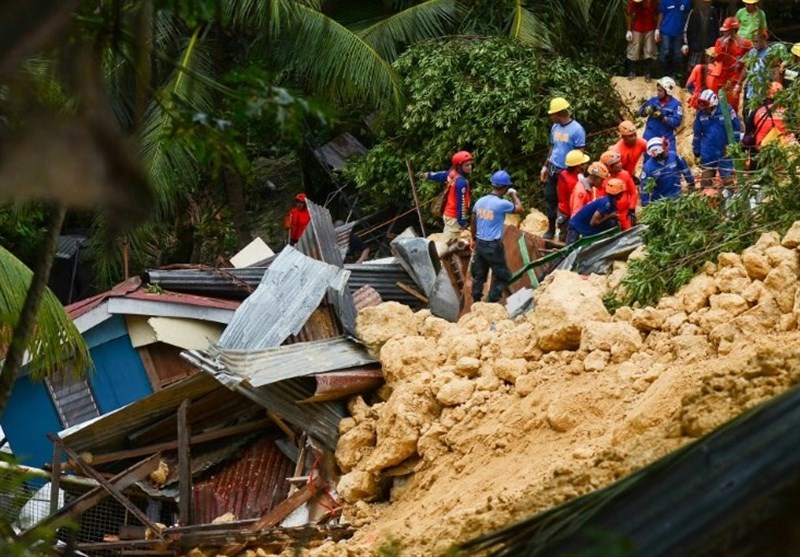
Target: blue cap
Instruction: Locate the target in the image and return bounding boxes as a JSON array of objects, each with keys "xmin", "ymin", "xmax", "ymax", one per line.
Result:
[{"xmin": 490, "ymin": 170, "xmax": 512, "ymax": 187}]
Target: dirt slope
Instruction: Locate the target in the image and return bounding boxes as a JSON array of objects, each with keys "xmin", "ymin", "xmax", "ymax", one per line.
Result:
[{"xmin": 277, "ymin": 221, "xmax": 800, "ymax": 557}]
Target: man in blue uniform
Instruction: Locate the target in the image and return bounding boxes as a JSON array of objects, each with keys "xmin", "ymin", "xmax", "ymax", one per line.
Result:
[
  {"xmin": 470, "ymin": 170, "xmax": 523, "ymax": 304},
  {"xmin": 657, "ymin": 0, "xmax": 691, "ymax": 78},
  {"xmin": 692, "ymin": 88, "xmax": 741, "ymax": 189},
  {"xmin": 641, "ymin": 136, "xmax": 696, "ymax": 205},
  {"xmin": 566, "ymin": 178, "xmax": 626, "ymax": 244},
  {"xmin": 638, "ymin": 77, "xmax": 684, "ymax": 152}
]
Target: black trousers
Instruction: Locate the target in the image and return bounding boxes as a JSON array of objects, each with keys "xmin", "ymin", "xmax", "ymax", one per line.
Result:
[
  {"xmin": 471, "ymin": 239, "xmax": 512, "ymax": 303},
  {"xmin": 543, "ymin": 163, "xmax": 562, "ymax": 232}
]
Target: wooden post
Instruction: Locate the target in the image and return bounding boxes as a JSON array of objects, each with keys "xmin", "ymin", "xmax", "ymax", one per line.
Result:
[
  {"xmin": 49, "ymin": 437, "xmax": 62, "ymax": 515},
  {"xmin": 177, "ymin": 399, "xmax": 192, "ymax": 526},
  {"xmin": 405, "ymin": 159, "xmax": 427, "ymax": 237}
]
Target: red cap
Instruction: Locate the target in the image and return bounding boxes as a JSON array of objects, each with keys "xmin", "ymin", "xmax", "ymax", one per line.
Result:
[{"xmin": 295, "ymin": 193, "xmax": 307, "ymax": 203}]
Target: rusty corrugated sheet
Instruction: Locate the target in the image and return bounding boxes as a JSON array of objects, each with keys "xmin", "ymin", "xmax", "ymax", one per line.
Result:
[
  {"xmin": 304, "ymin": 368, "xmax": 384, "ymax": 403},
  {"xmin": 352, "ymin": 285, "xmax": 382, "ymax": 311},
  {"xmin": 218, "ymin": 336, "xmax": 378, "ymax": 388},
  {"xmin": 192, "ymin": 437, "xmax": 294, "ymax": 524},
  {"xmin": 284, "ymin": 305, "xmax": 342, "ymax": 345},
  {"xmin": 313, "ymin": 132, "xmax": 368, "ymax": 170},
  {"xmin": 218, "ymin": 247, "xmax": 349, "ymax": 350}
]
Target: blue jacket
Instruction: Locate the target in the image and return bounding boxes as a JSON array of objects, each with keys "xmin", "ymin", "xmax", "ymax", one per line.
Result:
[
  {"xmin": 638, "ymin": 96, "xmax": 683, "ymax": 146},
  {"xmin": 692, "ymin": 104, "xmax": 741, "ymax": 164},
  {"xmin": 660, "ymin": 0, "xmax": 691, "ymax": 38},
  {"xmin": 640, "ymin": 152, "xmax": 694, "ymax": 206}
]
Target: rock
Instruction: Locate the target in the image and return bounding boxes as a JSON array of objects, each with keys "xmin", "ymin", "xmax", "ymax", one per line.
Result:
[
  {"xmin": 417, "ymin": 423, "xmax": 449, "ymax": 461},
  {"xmin": 613, "ymin": 306, "xmax": 635, "ymax": 322},
  {"xmin": 741, "ymin": 247, "xmax": 771, "ymax": 281},
  {"xmin": 520, "ymin": 208, "xmax": 549, "ymax": 235},
  {"xmin": 676, "ymin": 274, "xmax": 718, "ymax": 313},
  {"xmin": 583, "ymin": 349, "xmax": 610, "ymax": 372},
  {"xmin": 530, "ymin": 271, "xmax": 610, "ymax": 351},
  {"xmin": 678, "ymin": 322, "xmax": 703, "ymax": 336},
  {"xmin": 732, "ymin": 294, "xmax": 782, "ymax": 335},
  {"xmin": 714, "ymin": 265, "xmax": 751, "ymax": 294},
  {"xmin": 631, "ymin": 307, "xmax": 666, "ymax": 331},
  {"xmin": 702, "ymin": 261, "xmax": 717, "ymax": 275},
  {"xmin": 580, "ymin": 321, "xmax": 643, "ymax": 360},
  {"xmin": 357, "ymin": 302, "xmax": 419, "ymax": 354},
  {"xmin": 514, "ymin": 374, "xmax": 538, "ymax": 397},
  {"xmin": 492, "ymin": 358, "xmax": 527, "ymax": 384},
  {"xmin": 380, "ymin": 336, "xmax": 439, "ymax": 384},
  {"xmin": 765, "ymin": 245, "xmax": 799, "ymax": 273},
  {"xmin": 546, "ymin": 400, "xmax": 579, "ymax": 432},
  {"xmin": 455, "ymin": 356, "xmax": 481, "ymax": 378},
  {"xmin": 338, "ymin": 470, "xmax": 384, "ymax": 503},
  {"xmin": 742, "ymin": 280, "xmax": 764, "ymax": 304},
  {"xmin": 437, "ymin": 332, "xmax": 483, "ymax": 365},
  {"xmin": 336, "ymin": 422, "xmax": 376, "ymax": 473},
  {"xmin": 662, "ymin": 311, "xmax": 688, "ymax": 334},
  {"xmin": 755, "ymin": 231, "xmax": 781, "ymax": 252},
  {"xmin": 436, "ymin": 378, "xmax": 475, "ymax": 406},
  {"xmin": 348, "ymin": 396, "xmax": 373, "ymax": 423},
  {"xmin": 339, "ymin": 417, "xmax": 357, "ymax": 435},
  {"xmin": 457, "ymin": 303, "xmax": 510, "ymax": 333},
  {"xmin": 781, "ymin": 221, "xmax": 800, "ymax": 248},
  {"xmin": 419, "ymin": 314, "xmax": 456, "ymax": 339},
  {"xmin": 779, "ymin": 313, "xmax": 797, "ymax": 332},
  {"xmin": 763, "ymin": 263, "xmax": 799, "ymax": 313},
  {"xmin": 717, "ymin": 252, "xmax": 743, "ymax": 268},
  {"xmin": 671, "ymin": 334, "xmax": 711, "ymax": 362},
  {"xmin": 709, "ymin": 293, "xmax": 749, "ymax": 316},
  {"xmin": 697, "ymin": 308, "xmax": 736, "ymax": 334}
]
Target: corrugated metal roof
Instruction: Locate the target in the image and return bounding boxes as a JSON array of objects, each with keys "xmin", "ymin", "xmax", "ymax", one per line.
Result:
[
  {"xmin": 304, "ymin": 368, "xmax": 384, "ymax": 403},
  {"xmin": 192, "ymin": 437, "xmax": 293, "ymax": 524},
  {"xmin": 181, "ymin": 350, "xmax": 344, "ymax": 450},
  {"xmin": 218, "ymin": 247, "xmax": 349, "ymax": 350},
  {"xmin": 352, "ymin": 285, "xmax": 382, "ymax": 310},
  {"xmin": 219, "ymin": 336, "xmax": 377, "ymax": 388},
  {"xmin": 56, "ymin": 234, "xmax": 88, "ymax": 259},
  {"xmin": 296, "ymin": 199, "xmax": 343, "ymax": 267},
  {"xmin": 313, "ymin": 132, "xmax": 368, "ymax": 170}
]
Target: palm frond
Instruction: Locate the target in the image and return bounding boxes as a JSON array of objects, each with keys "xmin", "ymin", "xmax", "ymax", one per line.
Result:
[
  {"xmin": 359, "ymin": 0, "xmax": 459, "ymax": 62},
  {"xmin": 277, "ymin": 3, "xmax": 404, "ymax": 109},
  {"xmin": 223, "ymin": 0, "xmax": 301, "ymax": 36},
  {"xmin": 510, "ymin": 1, "xmax": 553, "ymax": 50},
  {"xmin": 0, "ymin": 245, "xmax": 92, "ymax": 381}
]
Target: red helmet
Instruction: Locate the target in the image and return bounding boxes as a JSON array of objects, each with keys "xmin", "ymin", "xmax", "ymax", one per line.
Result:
[
  {"xmin": 720, "ymin": 17, "xmax": 739, "ymax": 32},
  {"xmin": 295, "ymin": 193, "xmax": 307, "ymax": 203},
  {"xmin": 451, "ymin": 151, "xmax": 473, "ymax": 166}
]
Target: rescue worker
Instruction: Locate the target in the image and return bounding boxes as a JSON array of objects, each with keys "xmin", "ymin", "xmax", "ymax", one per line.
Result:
[
  {"xmin": 693, "ymin": 89, "xmax": 742, "ymax": 189},
  {"xmin": 284, "ymin": 193, "xmax": 311, "ymax": 245},
  {"xmin": 470, "ymin": 170, "xmax": 523, "ymax": 304},
  {"xmin": 685, "ymin": 46, "xmax": 724, "ymax": 109},
  {"xmin": 571, "ymin": 161, "xmax": 610, "ymax": 216},
  {"xmin": 625, "ymin": 0, "xmax": 659, "ymax": 80},
  {"xmin": 540, "ymin": 97, "xmax": 586, "ymax": 240},
  {"xmin": 556, "ymin": 150, "xmax": 590, "ymax": 241},
  {"xmin": 638, "ymin": 77, "xmax": 683, "ymax": 152},
  {"xmin": 656, "ymin": 0, "xmax": 691, "ymax": 79},
  {"xmin": 753, "ymin": 82, "xmax": 796, "ymax": 150},
  {"xmin": 600, "ymin": 150, "xmax": 638, "ymax": 229},
  {"xmin": 566, "ymin": 178, "xmax": 627, "ymax": 245},
  {"xmin": 715, "ymin": 17, "xmax": 753, "ymax": 111},
  {"xmin": 736, "ymin": 0, "xmax": 767, "ymax": 42},
  {"xmin": 611, "ymin": 120, "xmax": 647, "ymax": 184},
  {"xmin": 682, "ymin": 0, "xmax": 720, "ymax": 74},
  {"xmin": 421, "ymin": 151, "xmax": 474, "ymax": 246},
  {"xmin": 641, "ymin": 137, "xmax": 695, "ymax": 205}
]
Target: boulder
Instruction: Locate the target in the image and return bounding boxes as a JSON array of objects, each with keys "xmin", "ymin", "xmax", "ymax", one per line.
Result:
[
  {"xmin": 765, "ymin": 245, "xmax": 799, "ymax": 273},
  {"xmin": 580, "ymin": 321, "xmax": 643, "ymax": 359},
  {"xmin": 454, "ymin": 356, "xmax": 481, "ymax": 378},
  {"xmin": 631, "ymin": 307, "xmax": 666, "ymax": 331},
  {"xmin": 763, "ymin": 263, "xmax": 799, "ymax": 313},
  {"xmin": 338, "ymin": 470, "xmax": 384, "ymax": 503},
  {"xmin": 676, "ymin": 274, "xmax": 718, "ymax": 313},
  {"xmin": 717, "ymin": 252, "xmax": 743, "ymax": 268},
  {"xmin": 380, "ymin": 336, "xmax": 439, "ymax": 384},
  {"xmin": 436, "ymin": 377, "xmax": 475, "ymax": 406},
  {"xmin": 336, "ymin": 422, "xmax": 376, "ymax": 473},
  {"xmin": 357, "ymin": 302, "xmax": 419, "ymax": 354},
  {"xmin": 709, "ymin": 293, "xmax": 749, "ymax": 317},
  {"xmin": 781, "ymin": 221, "xmax": 800, "ymax": 248},
  {"xmin": 741, "ymin": 247, "xmax": 771, "ymax": 281},
  {"xmin": 755, "ymin": 231, "xmax": 781, "ymax": 252},
  {"xmin": 714, "ymin": 265, "xmax": 751, "ymax": 294},
  {"xmin": 583, "ymin": 349, "xmax": 610, "ymax": 372},
  {"xmin": 492, "ymin": 358, "xmax": 527, "ymax": 384}
]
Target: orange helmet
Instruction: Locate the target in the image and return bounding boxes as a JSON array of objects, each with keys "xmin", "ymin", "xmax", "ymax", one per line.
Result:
[
  {"xmin": 451, "ymin": 151, "xmax": 473, "ymax": 166},
  {"xmin": 720, "ymin": 17, "xmax": 739, "ymax": 32},
  {"xmin": 618, "ymin": 120, "xmax": 637, "ymax": 137},
  {"xmin": 600, "ymin": 150, "xmax": 621, "ymax": 167},
  {"xmin": 768, "ymin": 81, "xmax": 784, "ymax": 98},
  {"xmin": 586, "ymin": 161, "xmax": 610, "ymax": 179},
  {"xmin": 605, "ymin": 178, "xmax": 626, "ymax": 195}
]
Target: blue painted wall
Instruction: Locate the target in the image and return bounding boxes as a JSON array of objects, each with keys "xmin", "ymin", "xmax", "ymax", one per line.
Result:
[{"xmin": 3, "ymin": 314, "xmax": 153, "ymax": 468}]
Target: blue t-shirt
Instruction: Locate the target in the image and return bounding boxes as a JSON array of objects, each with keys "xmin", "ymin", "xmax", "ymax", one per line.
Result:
[
  {"xmin": 549, "ymin": 119, "xmax": 586, "ymax": 169},
  {"xmin": 473, "ymin": 194, "xmax": 515, "ymax": 241},
  {"xmin": 659, "ymin": 0, "xmax": 691, "ymax": 38},
  {"xmin": 569, "ymin": 197, "xmax": 616, "ymax": 237}
]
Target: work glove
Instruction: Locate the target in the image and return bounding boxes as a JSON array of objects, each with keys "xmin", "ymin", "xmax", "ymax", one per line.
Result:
[
  {"xmin": 418, "ymin": 172, "xmax": 428, "ymax": 180},
  {"xmin": 507, "ymin": 188, "xmax": 517, "ymax": 195},
  {"xmin": 693, "ymin": 152, "xmax": 701, "ymax": 160},
  {"xmin": 652, "ymin": 109, "xmax": 662, "ymax": 119},
  {"xmin": 626, "ymin": 31, "xmax": 633, "ymax": 42},
  {"xmin": 681, "ymin": 44, "xmax": 689, "ymax": 56},
  {"xmin": 654, "ymin": 29, "xmax": 661, "ymax": 42},
  {"xmin": 643, "ymin": 105, "xmax": 655, "ymax": 116}
]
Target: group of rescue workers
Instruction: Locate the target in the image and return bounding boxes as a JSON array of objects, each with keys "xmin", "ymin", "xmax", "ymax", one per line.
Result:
[{"xmin": 417, "ymin": 0, "xmax": 800, "ymax": 305}]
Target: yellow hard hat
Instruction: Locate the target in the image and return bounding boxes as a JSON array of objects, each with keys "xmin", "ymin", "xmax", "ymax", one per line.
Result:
[
  {"xmin": 742, "ymin": 0, "xmax": 759, "ymax": 4},
  {"xmin": 548, "ymin": 97, "xmax": 570, "ymax": 115},
  {"xmin": 792, "ymin": 43, "xmax": 800, "ymax": 58},
  {"xmin": 565, "ymin": 150, "xmax": 590, "ymax": 167}
]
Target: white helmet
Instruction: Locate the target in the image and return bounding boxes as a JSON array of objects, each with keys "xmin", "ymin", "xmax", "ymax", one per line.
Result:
[
  {"xmin": 657, "ymin": 76, "xmax": 677, "ymax": 96},
  {"xmin": 646, "ymin": 137, "xmax": 666, "ymax": 157},
  {"xmin": 698, "ymin": 89, "xmax": 718, "ymax": 107}
]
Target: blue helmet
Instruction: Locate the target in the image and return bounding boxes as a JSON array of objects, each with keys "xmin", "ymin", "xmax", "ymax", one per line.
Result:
[{"xmin": 490, "ymin": 170, "xmax": 512, "ymax": 187}]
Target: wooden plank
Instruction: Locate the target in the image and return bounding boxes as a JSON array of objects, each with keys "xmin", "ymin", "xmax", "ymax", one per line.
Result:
[
  {"xmin": 396, "ymin": 281, "xmax": 428, "ymax": 303},
  {"xmin": 137, "ymin": 346, "xmax": 162, "ymax": 392},
  {"xmin": 60, "ymin": 444, "xmax": 165, "ymax": 540},
  {"xmin": 20, "ymin": 453, "xmax": 161, "ymax": 543},
  {"xmin": 82, "ymin": 418, "xmax": 272, "ymax": 467},
  {"xmin": 177, "ymin": 399, "xmax": 192, "ymax": 526},
  {"xmin": 49, "ymin": 438, "xmax": 62, "ymax": 515}
]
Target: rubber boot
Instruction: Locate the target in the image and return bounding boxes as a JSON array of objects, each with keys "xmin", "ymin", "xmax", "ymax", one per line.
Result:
[{"xmin": 644, "ymin": 58, "xmax": 653, "ymax": 81}]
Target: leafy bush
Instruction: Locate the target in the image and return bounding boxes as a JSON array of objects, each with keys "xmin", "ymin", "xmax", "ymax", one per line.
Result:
[{"xmin": 342, "ymin": 37, "xmax": 625, "ymax": 216}]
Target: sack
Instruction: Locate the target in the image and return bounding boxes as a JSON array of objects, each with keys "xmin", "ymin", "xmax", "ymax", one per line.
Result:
[{"xmin": 430, "ymin": 189, "xmax": 447, "ymax": 217}]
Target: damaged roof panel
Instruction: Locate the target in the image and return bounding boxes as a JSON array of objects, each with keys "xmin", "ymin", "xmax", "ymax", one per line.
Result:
[
  {"xmin": 303, "ymin": 368, "xmax": 384, "ymax": 403},
  {"xmin": 218, "ymin": 247, "xmax": 349, "ymax": 350},
  {"xmin": 219, "ymin": 336, "xmax": 378, "ymax": 388}
]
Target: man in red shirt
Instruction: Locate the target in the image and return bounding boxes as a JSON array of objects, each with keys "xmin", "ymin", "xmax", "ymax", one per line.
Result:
[
  {"xmin": 625, "ymin": 0, "xmax": 659, "ymax": 80},
  {"xmin": 611, "ymin": 120, "xmax": 647, "ymax": 182},
  {"xmin": 284, "ymin": 193, "xmax": 311, "ymax": 245},
  {"xmin": 570, "ymin": 161, "xmax": 609, "ymax": 216},
  {"xmin": 715, "ymin": 17, "xmax": 753, "ymax": 111},
  {"xmin": 600, "ymin": 150, "xmax": 638, "ymax": 227},
  {"xmin": 685, "ymin": 46, "xmax": 725, "ymax": 108},
  {"xmin": 556, "ymin": 149, "xmax": 590, "ymax": 241}
]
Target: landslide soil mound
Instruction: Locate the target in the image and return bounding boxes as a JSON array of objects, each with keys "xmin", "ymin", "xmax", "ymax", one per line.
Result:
[{"xmin": 284, "ymin": 222, "xmax": 800, "ymax": 557}]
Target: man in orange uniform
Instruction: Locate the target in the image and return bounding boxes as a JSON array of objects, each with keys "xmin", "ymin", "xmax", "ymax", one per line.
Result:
[
  {"xmin": 556, "ymin": 149, "xmax": 590, "ymax": 241},
  {"xmin": 611, "ymin": 120, "xmax": 647, "ymax": 182},
  {"xmin": 422, "ymin": 150, "xmax": 474, "ymax": 247},
  {"xmin": 685, "ymin": 46, "xmax": 725, "ymax": 108},
  {"xmin": 601, "ymin": 151, "xmax": 638, "ymax": 229},
  {"xmin": 284, "ymin": 193, "xmax": 311, "ymax": 245},
  {"xmin": 570, "ymin": 161, "xmax": 609, "ymax": 216},
  {"xmin": 715, "ymin": 17, "xmax": 753, "ymax": 111}
]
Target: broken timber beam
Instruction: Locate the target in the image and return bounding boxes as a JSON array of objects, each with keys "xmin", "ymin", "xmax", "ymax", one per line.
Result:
[
  {"xmin": 178, "ymin": 399, "xmax": 192, "ymax": 526},
  {"xmin": 19, "ymin": 453, "xmax": 161, "ymax": 544},
  {"xmin": 396, "ymin": 281, "xmax": 428, "ymax": 303}
]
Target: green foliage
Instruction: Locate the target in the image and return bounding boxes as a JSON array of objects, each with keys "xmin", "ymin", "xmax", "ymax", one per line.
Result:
[
  {"xmin": 0, "ymin": 204, "xmax": 49, "ymax": 269},
  {"xmin": 0, "ymin": 454, "xmax": 56, "ymax": 556},
  {"xmin": 342, "ymin": 37, "xmax": 624, "ymax": 215}
]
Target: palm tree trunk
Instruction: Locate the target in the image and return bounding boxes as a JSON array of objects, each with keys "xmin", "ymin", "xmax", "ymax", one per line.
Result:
[
  {"xmin": 223, "ymin": 170, "xmax": 251, "ymax": 250},
  {"xmin": 0, "ymin": 203, "xmax": 67, "ymax": 421}
]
